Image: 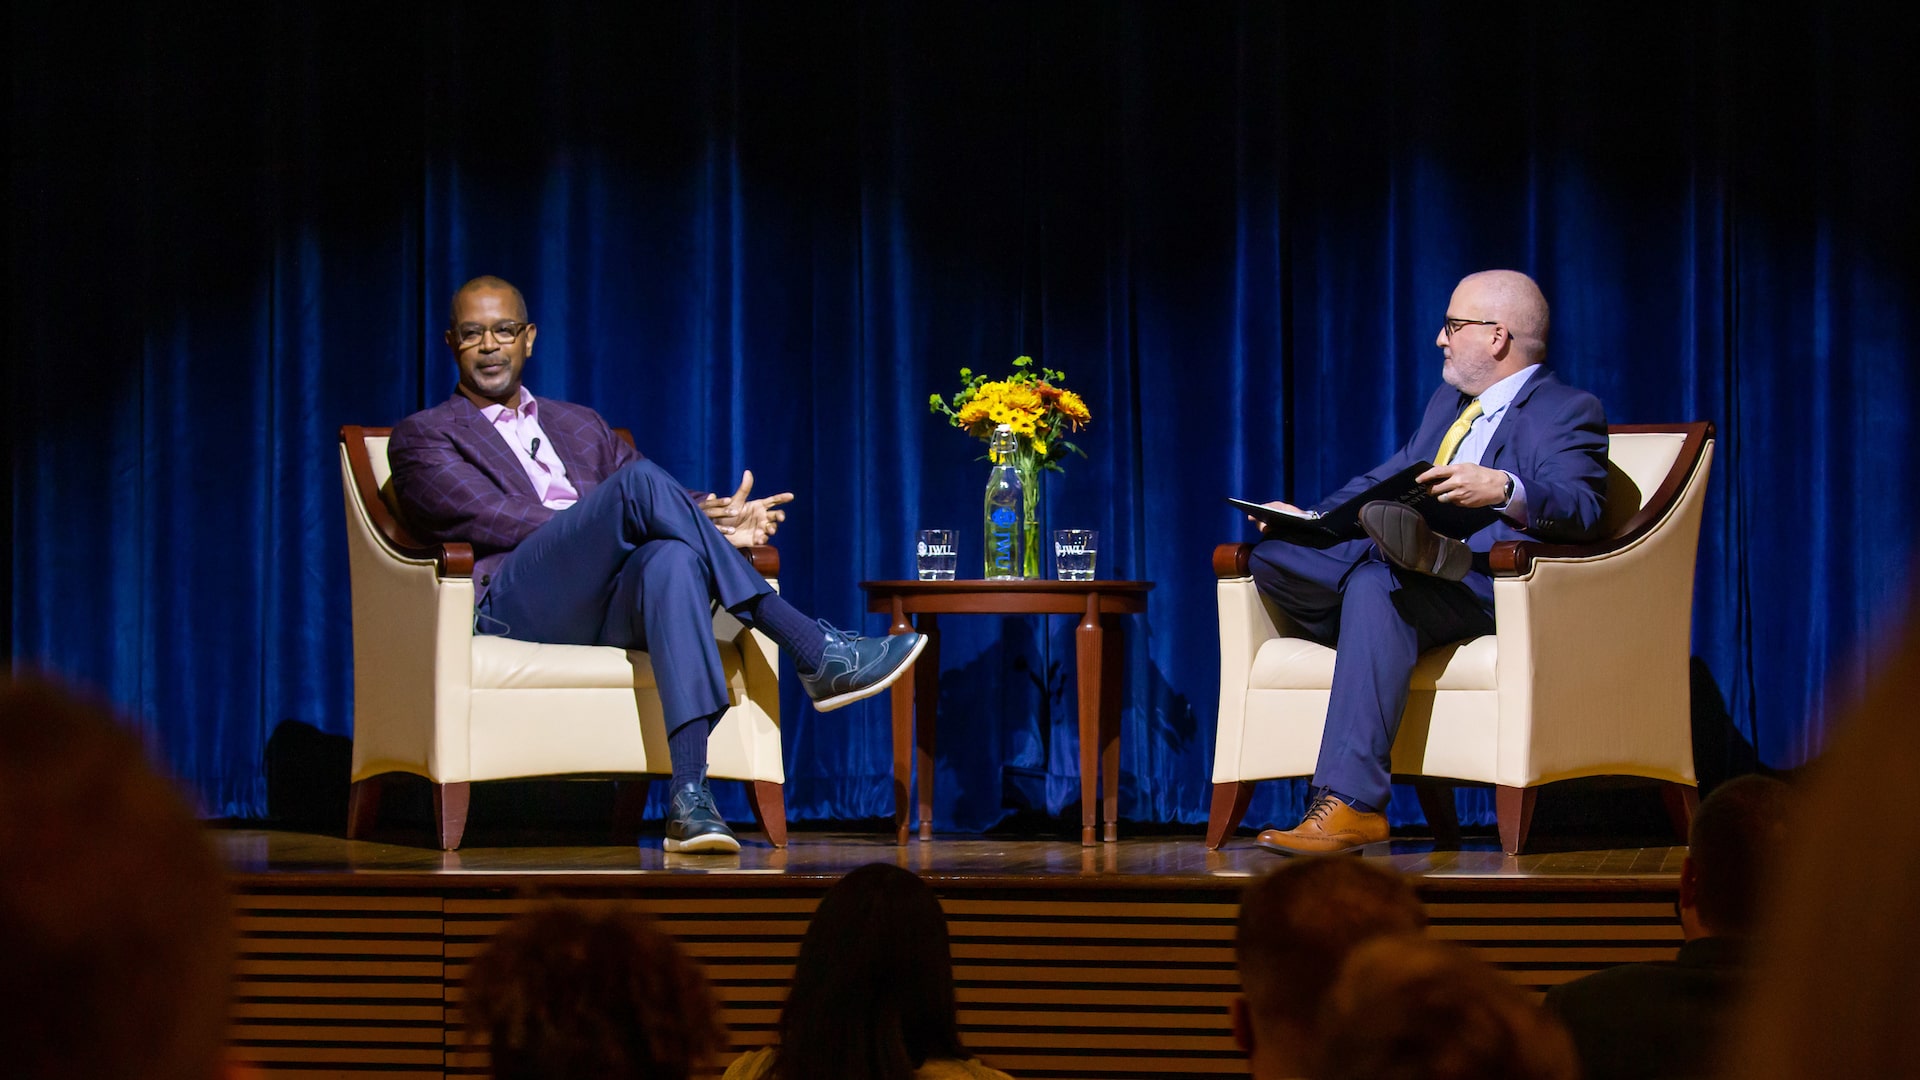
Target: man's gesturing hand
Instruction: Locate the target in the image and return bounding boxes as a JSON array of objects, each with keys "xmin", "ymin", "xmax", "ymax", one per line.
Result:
[
  {"xmin": 1418, "ymin": 463, "xmax": 1509, "ymax": 508},
  {"xmin": 699, "ymin": 469, "xmax": 795, "ymax": 548}
]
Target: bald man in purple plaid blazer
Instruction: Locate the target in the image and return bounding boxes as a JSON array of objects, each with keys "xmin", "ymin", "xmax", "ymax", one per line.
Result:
[{"xmin": 389, "ymin": 276, "xmax": 926, "ymax": 853}]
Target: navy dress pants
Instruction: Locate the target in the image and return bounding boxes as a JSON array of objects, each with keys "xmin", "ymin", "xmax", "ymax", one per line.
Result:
[
  {"xmin": 481, "ymin": 459, "xmax": 774, "ymax": 733},
  {"xmin": 1247, "ymin": 537, "xmax": 1495, "ymax": 810}
]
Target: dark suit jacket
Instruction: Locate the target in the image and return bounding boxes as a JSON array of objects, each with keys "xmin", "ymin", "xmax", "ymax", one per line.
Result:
[
  {"xmin": 1313, "ymin": 368, "xmax": 1609, "ymax": 549},
  {"xmin": 389, "ymin": 391, "xmax": 640, "ymax": 591},
  {"xmin": 1543, "ymin": 936, "xmax": 1747, "ymax": 1080}
]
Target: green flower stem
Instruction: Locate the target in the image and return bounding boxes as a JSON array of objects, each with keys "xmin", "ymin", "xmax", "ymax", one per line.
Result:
[{"xmin": 1015, "ymin": 452, "xmax": 1042, "ymax": 579}]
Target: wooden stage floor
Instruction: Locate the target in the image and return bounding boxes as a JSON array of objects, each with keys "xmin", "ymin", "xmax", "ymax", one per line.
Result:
[{"xmin": 220, "ymin": 827, "xmax": 1683, "ymax": 1079}]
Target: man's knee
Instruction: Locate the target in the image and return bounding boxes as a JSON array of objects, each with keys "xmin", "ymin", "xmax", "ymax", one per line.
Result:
[
  {"xmin": 635, "ymin": 538, "xmax": 706, "ymax": 585},
  {"xmin": 1249, "ymin": 539, "xmax": 1317, "ymax": 591}
]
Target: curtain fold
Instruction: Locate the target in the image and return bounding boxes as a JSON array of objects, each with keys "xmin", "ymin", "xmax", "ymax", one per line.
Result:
[{"xmin": 12, "ymin": 2, "xmax": 1916, "ymax": 829}]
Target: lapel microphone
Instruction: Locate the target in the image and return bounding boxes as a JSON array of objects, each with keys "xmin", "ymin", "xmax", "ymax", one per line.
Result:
[{"xmin": 527, "ymin": 437, "xmax": 542, "ymax": 458}]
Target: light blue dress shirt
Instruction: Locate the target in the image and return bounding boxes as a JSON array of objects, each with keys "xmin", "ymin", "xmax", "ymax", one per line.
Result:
[{"xmin": 1452, "ymin": 364, "xmax": 1539, "ymax": 526}]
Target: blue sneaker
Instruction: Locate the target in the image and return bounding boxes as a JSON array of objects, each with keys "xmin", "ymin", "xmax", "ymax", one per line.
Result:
[
  {"xmin": 798, "ymin": 621, "xmax": 928, "ymax": 713},
  {"xmin": 664, "ymin": 780, "xmax": 740, "ymax": 854}
]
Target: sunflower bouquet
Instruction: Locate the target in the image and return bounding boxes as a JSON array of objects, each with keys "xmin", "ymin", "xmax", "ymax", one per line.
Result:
[{"xmin": 929, "ymin": 356, "xmax": 1092, "ymax": 576}]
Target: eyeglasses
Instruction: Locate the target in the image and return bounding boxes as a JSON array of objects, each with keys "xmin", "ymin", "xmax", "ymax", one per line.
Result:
[
  {"xmin": 1441, "ymin": 316, "xmax": 1500, "ymax": 338},
  {"xmin": 453, "ymin": 321, "xmax": 531, "ymax": 348}
]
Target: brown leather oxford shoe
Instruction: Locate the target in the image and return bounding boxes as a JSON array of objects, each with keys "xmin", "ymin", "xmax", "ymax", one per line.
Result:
[
  {"xmin": 1255, "ymin": 794, "xmax": 1391, "ymax": 856},
  {"xmin": 1359, "ymin": 500, "xmax": 1473, "ymax": 581}
]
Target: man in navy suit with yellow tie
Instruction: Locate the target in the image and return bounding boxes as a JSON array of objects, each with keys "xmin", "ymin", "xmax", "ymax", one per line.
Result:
[{"xmin": 1249, "ymin": 270, "xmax": 1609, "ymax": 855}]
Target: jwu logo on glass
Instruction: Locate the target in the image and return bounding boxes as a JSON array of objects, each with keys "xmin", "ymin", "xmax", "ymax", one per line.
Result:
[
  {"xmin": 1053, "ymin": 529, "xmax": 1097, "ymax": 581},
  {"xmin": 916, "ymin": 529, "xmax": 958, "ymax": 581}
]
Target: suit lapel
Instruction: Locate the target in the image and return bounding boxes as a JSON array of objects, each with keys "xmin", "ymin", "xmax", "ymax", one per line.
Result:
[
  {"xmin": 539, "ymin": 406, "xmax": 598, "ymax": 493},
  {"xmin": 448, "ymin": 392, "xmax": 540, "ymax": 500},
  {"xmin": 541, "ymin": 403, "xmax": 591, "ymax": 478},
  {"xmin": 1480, "ymin": 368, "xmax": 1556, "ymax": 469}
]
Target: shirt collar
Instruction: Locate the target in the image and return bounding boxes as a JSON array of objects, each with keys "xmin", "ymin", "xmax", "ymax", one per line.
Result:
[
  {"xmin": 478, "ymin": 387, "xmax": 539, "ymax": 425},
  {"xmin": 1475, "ymin": 364, "xmax": 1540, "ymax": 417}
]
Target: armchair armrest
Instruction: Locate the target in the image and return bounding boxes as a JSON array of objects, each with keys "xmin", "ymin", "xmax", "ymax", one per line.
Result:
[
  {"xmin": 1491, "ymin": 422, "xmax": 1714, "ymax": 577},
  {"xmin": 745, "ymin": 545, "xmax": 780, "ymax": 578},
  {"xmin": 340, "ymin": 427, "xmax": 474, "ymax": 576},
  {"xmin": 1214, "ymin": 543, "xmax": 1257, "ymax": 578}
]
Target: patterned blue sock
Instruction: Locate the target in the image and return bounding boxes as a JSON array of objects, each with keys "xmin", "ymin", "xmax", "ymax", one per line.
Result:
[
  {"xmin": 738, "ymin": 593, "xmax": 828, "ymax": 673},
  {"xmin": 668, "ymin": 717, "xmax": 715, "ymax": 790}
]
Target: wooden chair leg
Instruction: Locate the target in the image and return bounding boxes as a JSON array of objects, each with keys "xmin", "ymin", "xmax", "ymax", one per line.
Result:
[
  {"xmin": 1413, "ymin": 778, "xmax": 1462, "ymax": 848},
  {"xmin": 434, "ymin": 782, "xmax": 471, "ymax": 851},
  {"xmin": 610, "ymin": 779, "xmax": 651, "ymax": 843},
  {"xmin": 1495, "ymin": 785, "xmax": 1538, "ymax": 856},
  {"xmin": 1660, "ymin": 781, "xmax": 1699, "ymax": 844},
  {"xmin": 748, "ymin": 780, "xmax": 789, "ymax": 848},
  {"xmin": 346, "ymin": 777, "xmax": 384, "ymax": 839},
  {"xmin": 1206, "ymin": 781, "xmax": 1256, "ymax": 850}
]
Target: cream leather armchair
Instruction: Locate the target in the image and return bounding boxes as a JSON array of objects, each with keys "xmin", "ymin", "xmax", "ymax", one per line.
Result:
[
  {"xmin": 1208, "ymin": 423, "xmax": 1715, "ymax": 854},
  {"xmin": 338, "ymin": 425, "xmax": 787, "ymax": 850}
]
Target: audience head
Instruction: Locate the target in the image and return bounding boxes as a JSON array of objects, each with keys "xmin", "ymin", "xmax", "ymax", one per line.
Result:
[
  {"xmin": 0, "ymin": 675, "xmax": 237, "ymax": 1080},
  {"xmin": 1680, "ymin": 773, "xmax": 1793, "ymax": 940},
  {"xmin": 1439, "ymin": 269, "xmax": 1551, "ymax": 392},
  {"xmin": 774, "ymin": 863, "xmax": 966, "ymax": 1080},
  {"xmin": 1317, "ymin": 936, "xmax": 1577, "ymax": 1080},
  {"xmin": 463, "ymin": 904, "xmax": 725, "ymax": 1080},
  {"xmin": 1721, "ymin": 605, "xmax": 1920, "ymax": 1079},
  {"xmin": 1231, "ymin": 857, "xmax": 1428, "ymax": 1078}
]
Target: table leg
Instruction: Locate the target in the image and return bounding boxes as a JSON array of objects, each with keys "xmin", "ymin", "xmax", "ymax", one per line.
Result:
[
  {"xmin": 1075, "ymin": 593, "xmax": 1103, "ymax": 846},
  {"xmin": 915, "ymin": 614, "xmax": 940, "ymax": 841},
  {"xmin": 1101, "ymin": 614, "xmax": 1123, "ymax": 843},
  {"xmin": 888, "ymin": 598, "xmax": 914, "ymax": 845}
]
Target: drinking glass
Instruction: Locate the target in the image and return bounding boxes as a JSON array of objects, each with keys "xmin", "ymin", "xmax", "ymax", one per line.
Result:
[
  {"xmin": 1053, "ymin": 529, "xmax": 1097, "ymax": 581},
  {"xmin": 916, "ymin": 529, "xmax": 958, "ymax": 580}
]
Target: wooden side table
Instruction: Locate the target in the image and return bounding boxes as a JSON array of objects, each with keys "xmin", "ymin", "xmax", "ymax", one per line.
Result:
[{"xmin": 859, "ymin": 580, "xmax": 1154, "ymax": 845}]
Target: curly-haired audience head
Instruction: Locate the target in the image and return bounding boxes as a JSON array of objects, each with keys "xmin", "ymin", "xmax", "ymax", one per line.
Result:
[
  {"xmin": 1232, "ymin": 857, "xmax": 1428, "ymax": 1079},
  {"xmin": 1318, "ymin": 936, "xmax": 1577, "ymax": 1080},
  {"xmin": 773, "ymin": 863, "xmax": 967, "ymax": 1080},
  {"xmin": 0, "ymin": 675, "xmax": 238, "ymax": 1080},
  {"xmin": 463, "ymin": 905, "xmax": 725, "ymax": 1080}
]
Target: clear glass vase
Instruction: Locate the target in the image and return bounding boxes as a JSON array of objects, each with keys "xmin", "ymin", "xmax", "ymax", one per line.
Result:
[{"xmin": 1019, "ymin": 463, "xmax": 1042, "ymax": 579}]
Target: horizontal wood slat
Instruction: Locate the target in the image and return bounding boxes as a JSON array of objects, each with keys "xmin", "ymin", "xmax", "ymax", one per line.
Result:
[
  {"xmin": 234, "ymin": 1003, "xmax": 446, "ymax": 1022},
  {"xmin": 241, "ymin": 981, "xmax": 446, "ymax": 1000}
]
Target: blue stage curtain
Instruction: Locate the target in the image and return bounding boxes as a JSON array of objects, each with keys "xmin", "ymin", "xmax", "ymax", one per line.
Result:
[{"xmin": 11, "ymin": 3, "xmax": 1916, "ymax": 830}]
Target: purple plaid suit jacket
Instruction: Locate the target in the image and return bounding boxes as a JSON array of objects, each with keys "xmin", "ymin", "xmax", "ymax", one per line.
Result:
[{"xmin": 389, "ymin": 391, "xmax": 640, "ymax": 592}]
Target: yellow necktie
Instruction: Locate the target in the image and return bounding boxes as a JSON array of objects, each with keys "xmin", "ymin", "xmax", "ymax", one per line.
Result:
[{"xmin": 1432, "ymin": 398, "xmax": 1483, "ymax": 466}]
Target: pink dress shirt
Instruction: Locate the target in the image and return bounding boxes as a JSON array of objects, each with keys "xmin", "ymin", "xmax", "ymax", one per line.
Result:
[{"xmin": 479, "ymin": 389, "xmax": 579, "ymax": 510}]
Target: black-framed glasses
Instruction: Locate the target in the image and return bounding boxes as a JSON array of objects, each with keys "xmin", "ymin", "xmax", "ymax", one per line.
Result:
[
  {"xmin": 1441, "ymin": 316, "xmax": 1500, "ymax": 338},
  {"xmin": 454, "ymin": 321, "xmax": 531, "ymax": 348}
]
